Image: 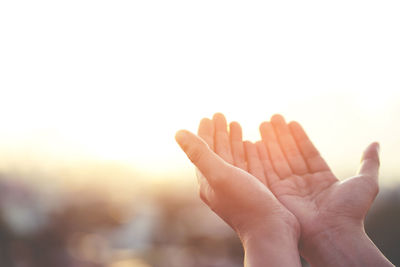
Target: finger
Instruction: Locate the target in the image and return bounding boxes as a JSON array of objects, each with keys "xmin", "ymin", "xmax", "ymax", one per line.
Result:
[
  {"xmin": 244, "ymin": 141, "xmax": 266, "ymax": 185},
  {"xmin": 288, "ymin": 121, "xmax": 331, "ymax": 173},
  {"xmin": 255, "ymin": 141, "xmax": 280, "ymax": 186},
  {"xmin": 271, "ymin": 114, "xmax": 308, "ymax": 175},
  {"xmin": 213, "ymin": 113, "xmax": 234, "ymax": 164},
  {"xmin": 358, "ymin": 142, "xmax": 380, "ymax": 182},
  {"xmin": 229, "ymin": 121, "xmax": 246, "ymax": 170},
  {"xmin": 259, "ymin": 121, "xmax": 292, "ymax": 178},
  {"xmin": 198, "ymin": 118, "xmax": 214, "ymax": 150},
  {"xmin": 176, "ymin": 130, "xmax": 229, "ymax": 186}
]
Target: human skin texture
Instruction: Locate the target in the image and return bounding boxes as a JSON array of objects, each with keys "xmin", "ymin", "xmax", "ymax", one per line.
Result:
[
  {"xmin": 198, "ymin": 113, "xmax": 393, "ymax": 267},
  {"xmin": 175, "ymin": 128, "xmax": 302, "ymax": 267}
]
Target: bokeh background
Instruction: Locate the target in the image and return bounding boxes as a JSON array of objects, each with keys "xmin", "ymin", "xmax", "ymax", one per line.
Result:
[{"xmin": 0, "ymin": 1, "xmax": 399, "ymax": 266}]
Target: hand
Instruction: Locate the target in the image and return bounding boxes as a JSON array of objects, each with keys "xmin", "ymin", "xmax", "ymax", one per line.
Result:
[
  {"xmin": 257, "ymin": 114, "xmax": 378, "ymax": 240},
  {"xmin": 175, "ymin": 115, "xmax": 301, "ymax": 267},
  {"xmin": 219, "ymin": 113, "xmax": 392, "ymax": 267}
]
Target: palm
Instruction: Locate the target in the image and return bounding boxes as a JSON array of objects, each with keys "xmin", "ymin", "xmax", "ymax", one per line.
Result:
[
  {"xmin": 272, "ymin": 172, "xmax": 376, "ymax": 239},
  {"xmin": 200, "ymin": 113, "xmax": 380, "ymax": 243}
]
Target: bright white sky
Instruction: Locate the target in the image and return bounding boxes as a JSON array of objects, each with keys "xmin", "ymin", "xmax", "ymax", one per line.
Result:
[{"xmin": 0, "ymin": 1, "xmax": 399, "ymax": 183}]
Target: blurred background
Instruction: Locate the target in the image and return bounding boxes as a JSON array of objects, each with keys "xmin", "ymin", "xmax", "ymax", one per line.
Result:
[{"xmin": 0, "ymin": 1, "xmax": 399, "ymax": 266}]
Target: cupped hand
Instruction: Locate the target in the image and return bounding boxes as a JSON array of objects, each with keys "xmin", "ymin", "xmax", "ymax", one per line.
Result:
[
  {"xmin": 209, "ymin": 113, "xmax": 381, "ymax": 255},
  {"xmin": 195, "ymin": 113, "xmax": 392, "ymax": 266},
  {"xmin": 255, "ymin": 114, "xmax": 380, "ymax": 243},
  {"xmin": 175, "ymin": 117, "xmax": 300, "ymax": 242}
]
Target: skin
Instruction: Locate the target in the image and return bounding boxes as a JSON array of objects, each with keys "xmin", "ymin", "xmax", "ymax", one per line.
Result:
[
  {"xmin": 198, "ymin": 113, "xmax": 393, "ymax": 267},
  {"xmin": 175, "ymin": 117, "xmax": 301, "ymax": 266}
]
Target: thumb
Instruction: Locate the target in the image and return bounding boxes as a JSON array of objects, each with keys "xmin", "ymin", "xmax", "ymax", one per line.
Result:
[
  {"xmin": 357, "ymin": 142, "xmax": 380, "ymax": 181},
  {"xmin": 175, "ymin": 130, "xmax": 229, "ymax": 185}
]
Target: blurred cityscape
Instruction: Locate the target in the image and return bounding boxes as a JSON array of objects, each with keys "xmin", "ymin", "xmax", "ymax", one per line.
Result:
[{"xmin": 0, "ymin": 165, "xmax": 399, "ymax": 267}]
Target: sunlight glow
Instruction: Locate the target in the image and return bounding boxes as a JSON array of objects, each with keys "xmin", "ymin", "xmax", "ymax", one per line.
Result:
[{"xmin": 0, "ymin": 1, "xmax": 399, "ymax": 183}]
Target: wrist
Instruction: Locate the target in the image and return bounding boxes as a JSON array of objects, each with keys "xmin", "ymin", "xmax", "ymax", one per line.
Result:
[
  {"xmin": 236, "ymin": 211, "xmax": 300, "ymax": 244},
  {"xmin": 240, "ymin": 223, "xmax": 301, "ymax": 267},
  {"xmin": 300, "ymin": 223, "xmax": 393, "ymax": 267},
  {"xmin": 242, "ymin": 230, "xmax": 301, "ymax": 267},
  {"xmin": 300, "ymin": 222, "xmax": 362, "ymax": 262},
  {"xmin": 241, "ymin": 223, "xmax": 298, "ymax": 246},
  {"xmin": 238, "ymin": 215, "xmax": 300, "ymax": 247}
]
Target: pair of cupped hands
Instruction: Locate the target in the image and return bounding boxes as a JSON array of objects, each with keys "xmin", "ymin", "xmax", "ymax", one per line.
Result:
[{"xmin": 175, "ymin": 113, "xmax": 393, "ymax": 267}]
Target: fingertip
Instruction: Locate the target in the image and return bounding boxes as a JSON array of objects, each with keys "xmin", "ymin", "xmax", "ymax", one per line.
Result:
[
  {"xmin": 200, "ymin": 117, "xmax": 212, "ymax": 125},
  {"xmin": 229, "ymin": 121, "xmax": 243, "ymax": 140},
  {"xmin": 361, "ymin": 142, "xmax": 381, "ymax": 164},
  {"xmin": 364, "ymin": 142, "xmax": 380, "ymax": 154},
  {"xmin": 288, "ymin": 120, "xmax": 301, "ymax": 130},
  {"xmin": 198, "ymin": 117, "xmax": 214, "ymax": 134},
  {"xmin": 212, "ymin": 112, "xmax": 226, "ymax": 121},
  {"xmin": 175, "ymin": 130, "xmax": 189, "ymax": 145},
  {"xmin": 259, "ymin": 121, "xmax": 276, "ymax": 140},
  {"xmin": 213, "ymin": 113, "xmax": 228, "ymax": 133},
  {"xmin": 270, "ymin": 114, "xmax": 285, "ymax": 123},
  {"xmin": 358, "ymin": 142, "xmax": 381, "ymax": 179},
  {"xmin": 288, "ymin": 121, "xmax": 305, "ymax": 140},
  {"xmin": 372, "ymin": 142, "xmax": 380, "ymax": 154},
  {"xmin": 229, "ymin": 121, "xmax": 241, "ymax": 129}
]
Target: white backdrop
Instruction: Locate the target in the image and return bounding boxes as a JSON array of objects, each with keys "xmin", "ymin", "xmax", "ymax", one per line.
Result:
[{"xmin": 0, "ymin": 1, "xmax": 399, "ymax": 182}]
